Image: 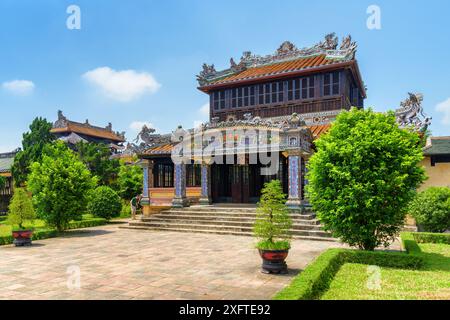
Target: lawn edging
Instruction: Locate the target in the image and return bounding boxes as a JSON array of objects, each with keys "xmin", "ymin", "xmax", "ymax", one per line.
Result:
[
  {"xmin": 0, "ymin": 217, "xmax": 108, "ymax": 246},
  {"xmin": 273, "ymin": 248, "xmax": 423, "ymax": 300}
]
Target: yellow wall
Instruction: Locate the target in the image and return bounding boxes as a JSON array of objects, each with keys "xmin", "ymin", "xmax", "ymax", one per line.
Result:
[
  {"xmin": 0, "ymin": 172, "xmax": 11, "ymax": 177},
  {"xmin": 420, "ymin": 157, "xmax": 450, "ymax": 191}
]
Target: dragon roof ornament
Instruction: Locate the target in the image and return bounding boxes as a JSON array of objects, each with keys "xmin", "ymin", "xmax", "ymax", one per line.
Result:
[
  {"xmin": 395, "ymin": 93, "xmax": 432, "ymax": 133},
  {"xmin": 197, "ymin": 33, "xmax": 357, "ymax": 86}
]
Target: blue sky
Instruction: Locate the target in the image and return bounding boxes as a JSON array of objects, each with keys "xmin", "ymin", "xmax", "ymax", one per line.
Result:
[{"xmin": 0, "ymin": 0, "xmax": 449, "ymax": 152}]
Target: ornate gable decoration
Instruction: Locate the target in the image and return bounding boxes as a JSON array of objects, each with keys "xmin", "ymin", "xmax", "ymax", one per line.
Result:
[
  {"xmin": 129, "ymin": 124, "xmax": 172, "ymax": 153},
  {"xmin": 197, "ymin": 33, "xmax": 358, "ymax": 86},
  {"xmin": 395, "ymin": 93, "xmax": 432, "ymax": 133}
]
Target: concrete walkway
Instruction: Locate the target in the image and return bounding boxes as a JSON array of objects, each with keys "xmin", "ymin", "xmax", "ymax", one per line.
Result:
[{"xmin": 0, "ymin": 225, "xmax": 343, "ymax": 300}]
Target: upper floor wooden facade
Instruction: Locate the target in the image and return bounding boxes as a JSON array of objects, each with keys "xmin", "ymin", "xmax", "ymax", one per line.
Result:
[{"xmin": 197, "ymin": 34, "xmax": 366, "ymax": 123}]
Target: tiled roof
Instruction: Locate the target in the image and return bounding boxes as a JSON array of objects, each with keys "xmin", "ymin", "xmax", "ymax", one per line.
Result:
[
  {"xmin": 143, "ymin": 124, "xmax": 331, "ymax": 156},
  {"xmin": 309, "ymin": 124, "xmax": 331, "ymax": 139},
  {"xmin": 209, "ymin": 55, "xmax": 344, "ymax": 86},
  {"xmin": 0, "ymin": 155, "xmax": 15, "ymax": 173},
  {"xmin": 51, "ymin": 121, "xmax": 125, "ymax": 142},
  {"xmin": 423, "ymin": 136, "xmax": 450, "ymax": 155},
  {"xmin": 144, "ymin": 143, "xmax": 176, "ymax": 155}
]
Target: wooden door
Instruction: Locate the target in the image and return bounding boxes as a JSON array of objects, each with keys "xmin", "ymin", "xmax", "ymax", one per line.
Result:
[{"xmin": 230, "ymin": 165, "xmax": 241, "ymax": 203}]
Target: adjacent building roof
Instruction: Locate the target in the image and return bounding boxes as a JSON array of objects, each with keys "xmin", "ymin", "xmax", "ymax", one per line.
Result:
[
  {"xmin": 197, "ymin": 33, "xmax": 365, "ymax": 97},
  {"xmin": 50, "ymin": 110, "xmax": 125, "ymax": 143},
  {"xmin": 0, "ymin": 151, "xmax": 18, "ymax": 173},
  {"xmin": 423, "ymin": 136, "xmax": 450, "ymax": 156}
]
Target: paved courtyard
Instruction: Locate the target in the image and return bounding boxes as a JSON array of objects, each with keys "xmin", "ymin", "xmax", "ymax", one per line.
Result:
[{"xmin": 0, "ymin": 225, "xmax": 343, "ymax": 300}]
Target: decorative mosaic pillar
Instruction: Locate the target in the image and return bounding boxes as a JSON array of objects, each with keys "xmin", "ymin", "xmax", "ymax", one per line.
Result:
[
  {"xmin": 302, "ymin": 157, "xmax": 310, "ymax": 206},
  {"xmin": 286, "ymin": 151, "xmax": 303, "ymax": 210},
  {"xmin": 172, "ymin": 163, "xmax": 188, "ymax": 207},
  {"xmin": 140, "ymin": 160, "xmax": 153, "ymax": 215},
  {"xmin": 199, "ymin": 162, "xmax": 212, "ymax": 205}
]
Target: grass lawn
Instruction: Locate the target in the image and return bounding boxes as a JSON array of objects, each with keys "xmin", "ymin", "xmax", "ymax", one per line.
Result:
[
  {"xmin": 321, "ymin": 243, "xmax": 450, "ymax": 300},
  {"xmin": 0, "ymin": 214, "xmax": 104, "ymax": 238}
]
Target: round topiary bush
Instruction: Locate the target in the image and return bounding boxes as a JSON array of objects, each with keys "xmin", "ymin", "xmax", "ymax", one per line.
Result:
[
  {"xmin": 409, "ymin": 187, "xmax": 450, "ymax": 233},
  {"xmin": 306, "ymin": 108, "xmax": 426, "ymax": 250},
  {"xmin": 87, "ymin": 186, "xmax": 122, "ymax": 220}
]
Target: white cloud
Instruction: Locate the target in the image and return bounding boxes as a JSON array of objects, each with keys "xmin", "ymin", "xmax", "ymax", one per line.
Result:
[
  {"xmin": 83, "ymin": 67, "xmax": 161, "ymax": 102},
  {"xmin": 129, "ymin": 121, "xmax": 154, "ymax": 133},
  {"xmin": 436, "ymin": 98, "xmax": 450, "ymax": 125},
  {"xmin": 199, "ymin": 102, "xmax": 210, "ymax": 117},
  {"xmin": 2, "ymin": 80, "xmax": 35, "ymax": 95}
]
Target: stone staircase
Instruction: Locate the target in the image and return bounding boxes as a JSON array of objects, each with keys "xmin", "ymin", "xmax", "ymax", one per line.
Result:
[{"xmin": 121, "ymin": 205, "xmax": 337, "ymax": 242}]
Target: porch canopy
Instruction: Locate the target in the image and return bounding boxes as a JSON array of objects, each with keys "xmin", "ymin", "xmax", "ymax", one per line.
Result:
[{"xmin": 139, "ymin": 113, "xmax": 316, "ymax": 210}]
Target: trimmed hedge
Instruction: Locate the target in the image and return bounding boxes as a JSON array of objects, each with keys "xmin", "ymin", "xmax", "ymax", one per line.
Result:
[
  {"xmin": 0, "ymin": 218, "xmax": 107, "ymax": 246},
  {"xmin": 67, "ymin": 218, "xmax": 107, "ymax": 230},
  {"xmin": 412, "ymin": 232, "xmax": 450, "ymax": 245},
  {"xmin": 0, "ymin": 229, "xmax": 58, "ymax": 246},
  {"xmin": 273, "ymin": 248, "xmax": 423, "ymax": 300},
  {"xmin": 400, "ymin": 232, "xmax": 422, "ymax": 255}
]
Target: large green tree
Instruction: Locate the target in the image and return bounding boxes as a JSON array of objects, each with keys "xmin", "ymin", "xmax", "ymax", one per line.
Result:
[
  {"xmin": 75, "ymin": 141, "xmax": 120, "ymax": 186},
  {"xmin": 306, "ymin": 108, "xmax": 426, "ymax": 250},
  {"xmin": 28, "ymin": 141, "xmax": 97, "ymax": 231},
  {"xmin": 117, "ymin": 160, "xmax": 143, "ymax": 200},
  {"xmin": 12, "ymin": 117, "xmax": 55, "ymax": 186}
]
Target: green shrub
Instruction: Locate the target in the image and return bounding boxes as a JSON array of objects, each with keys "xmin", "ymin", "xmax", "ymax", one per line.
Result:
[
  {"xmin": 0, "ymin": 228, "xmax": 57, "ymax": 246},
  {"xmin": 307, "ymin": 108, "xmax": 426, "ymax": 250},
  {"xmin": 119, "ymin": 200, "xmax": 131, "ymax": 218},
  {"xmin": 87, "ymin": 186, "xmax": 122, "ymax": 220},
  {"xmin": 28, "ymin": 141, "xmax": 97, "ymax": 231},
  {"xmin": 253, "ymin": 180, "xmax": 292, "ymax": 250},
  {"xmin": 273, "ymin": 248, "xmax": 423, "ymax": 300},
  {"xmin": 408, "ymin": 187, "xmax": 450, "ymax": 233},
  {"xmin": 68, "ymin": 217, "xmax": 107, "ymax": 229},
  {"xmin": 117, "ymin": 161, "xmax": 143, "ymax": 201},
  {"xmin": 7, "ymin": 188, "xmax": 35, "ymax": 230},
  {"xmin": 412, "ymin": 232, "xmax": 450, "ymax": 245},
  {"xmin": 400, "ymin": 232, "xmax": 422, "ymax": 254}
]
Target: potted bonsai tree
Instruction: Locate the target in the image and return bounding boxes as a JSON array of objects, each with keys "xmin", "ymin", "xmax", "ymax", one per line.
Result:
[
  {"xmin": 253, "ymin": 180, "xmax": 292, "ymax": 274},
  {"xmin": 8, "ymin": 188, "xmax": 36, "ymax": 246}
]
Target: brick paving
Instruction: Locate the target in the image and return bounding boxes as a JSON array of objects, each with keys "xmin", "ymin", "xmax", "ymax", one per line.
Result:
[{"xmin": 0, "ymin": 225, "xmax": 344, "ymax": 300}]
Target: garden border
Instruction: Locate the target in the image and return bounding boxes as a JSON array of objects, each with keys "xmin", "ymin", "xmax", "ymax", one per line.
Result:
[
  {"xmin": 273, "ymin": 248, "xmax": 423, "ymax": 300},
  {"xmin": 0, "ymin": 218, "xmax": 107, "ymax": 246}
]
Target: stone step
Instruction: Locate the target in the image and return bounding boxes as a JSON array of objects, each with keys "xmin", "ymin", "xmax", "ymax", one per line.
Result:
[
  {"xmin": 159, "ymin": 210, "xmax": 317, "ymax": 220},
  {"xmin": 128, "ymin": 221, "xmax": 332, "ymax": 238},
  {"xmin": 144, "ymin": 214, "xmax": 320, "ymax": 224},
  {"xmin": 140, "ymin": 217, "xmax": 323, "ymax": 230},
  {"xmin": 120, "ymin": 225, "xmax": 337, "ymax": 242}
]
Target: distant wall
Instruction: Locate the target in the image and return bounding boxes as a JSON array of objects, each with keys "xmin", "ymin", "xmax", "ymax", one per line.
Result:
[{"xmin": 420, "ymin": 157, "xmax": 450, "ymax": 191}]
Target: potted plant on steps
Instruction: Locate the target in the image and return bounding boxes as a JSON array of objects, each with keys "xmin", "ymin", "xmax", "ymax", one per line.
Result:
[
  {"xmin": 253, "ymin": 180, "xmax": 292, "ymax": 274},
  {"xmin": 8, "ymin": 188, "xmax": 36, "ymax": 247}
]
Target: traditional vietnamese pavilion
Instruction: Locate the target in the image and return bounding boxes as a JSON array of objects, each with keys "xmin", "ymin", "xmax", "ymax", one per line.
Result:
[
  {"xmin": 50, "ymin": 110, "xmax": 126, "ymax": 153},
  {"xmin": 0, "ymin": 150, "xmax": 19, "ymax": 213},
  {"xmin": 137, "ymin": 34, "xmax": 366, "ymax": 214}
]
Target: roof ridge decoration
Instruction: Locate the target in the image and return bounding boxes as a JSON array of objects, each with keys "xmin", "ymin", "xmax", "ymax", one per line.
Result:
[
  {"xmin": 199, "ymin": 112, "xmax": 307, "ymax": 131},
  {"xmin": 128, "ymin": 124, "xmax": 172, "ymax": 153},
  {"xmin": 197, "ymin": 33, "xmax": 357, "ymax": 86},
  {"xmin": 395, "ymin": 93, "xmax": 432, "ymax": 133},
  {"xmin": 53, "ymin": 110, "xmax": 126, "ymax": 140}
]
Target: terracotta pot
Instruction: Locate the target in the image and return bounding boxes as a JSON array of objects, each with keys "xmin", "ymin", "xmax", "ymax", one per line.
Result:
[
  {"xmin": 12, "ymin": 230, "xmax": 33, "ymax": 247},
  {"xmin": 258, "ymin": 249, "xmax": 289, "ymax": 274}
]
